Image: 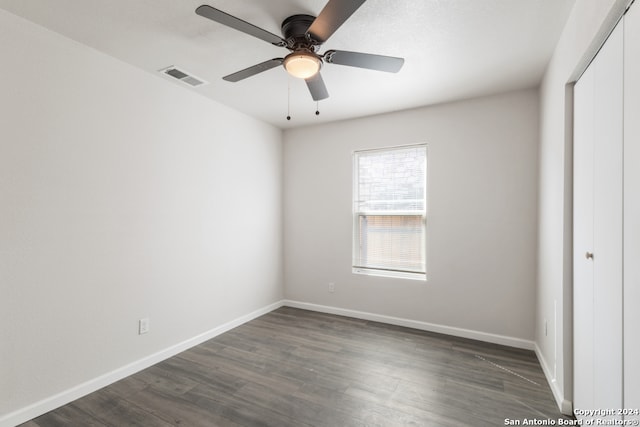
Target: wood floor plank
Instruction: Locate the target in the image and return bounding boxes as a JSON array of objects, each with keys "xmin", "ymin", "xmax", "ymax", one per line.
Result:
[
  {"xmin": 21, "ymin": 307, "xmax": 571, "ymax": 426},
  {"xmin": 185, "ymin": 382, "xmax": 311, "ymax": 427},
  {"xmin": 97, "ymin": 398, "xmax": 175, "ymax": 427}
]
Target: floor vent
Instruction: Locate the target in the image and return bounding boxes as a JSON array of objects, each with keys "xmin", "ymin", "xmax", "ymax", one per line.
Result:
[{"xmin": 159, "ymin": 66, "xmax": 208, "ymax": 87}]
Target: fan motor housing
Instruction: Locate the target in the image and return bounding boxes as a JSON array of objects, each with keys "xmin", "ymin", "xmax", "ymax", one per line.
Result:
[{"xmin": 281, "ymin": 14, "xmax": 317, "ymax": 47}]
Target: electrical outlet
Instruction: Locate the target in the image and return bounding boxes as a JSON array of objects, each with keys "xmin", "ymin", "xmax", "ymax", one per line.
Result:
[
  {"xmin": 139, "ymin": 318, "xmax": 150, "ymax": 335},
  {"xmin": 328, "ymin": 282, "xmax": 335, "ymax": 293}
]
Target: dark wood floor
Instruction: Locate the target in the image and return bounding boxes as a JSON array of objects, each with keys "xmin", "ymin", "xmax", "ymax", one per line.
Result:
[{"xmin": 21, "ymin": 307, "xmax": 570, "ymax": 426}]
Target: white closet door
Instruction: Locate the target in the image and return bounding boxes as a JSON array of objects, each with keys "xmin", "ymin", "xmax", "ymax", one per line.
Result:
[
  {"xmin": 592, "ymin": 20, "xmax": 623, "ymax": 416},
  {"xmin": 573, "ymin": 54, "xmax": 595, "ymax": 414},
  {"xmin": 624, "ymin": 2, "xmax": 640, "ymax": 419},
  {"xmin": 573, "ymin": 19, "xmax": 623, "ymax": 421}
]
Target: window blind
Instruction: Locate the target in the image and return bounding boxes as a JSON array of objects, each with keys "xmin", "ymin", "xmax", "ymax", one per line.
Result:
[{"xmin": 353, "ymin": 145, "xmax": 427, "ymax": 277}]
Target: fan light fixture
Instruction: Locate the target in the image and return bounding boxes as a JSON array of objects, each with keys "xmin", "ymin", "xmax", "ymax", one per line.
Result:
[{"xmin": 283, "ymin": 51, "xmax": 321, "ymax": 79}]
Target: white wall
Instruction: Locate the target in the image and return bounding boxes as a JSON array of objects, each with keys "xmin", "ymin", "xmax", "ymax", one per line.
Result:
[
  {"xmin": 283, "ymin": 89, "xmax": 539, "ymax": 344},
  {"xmin": 536, "ymin": 0, "xmax": 629, "ymax": 413},
  {"xmin": 0, "ymin": 9, "xmax": 283, "ymax": 423}
]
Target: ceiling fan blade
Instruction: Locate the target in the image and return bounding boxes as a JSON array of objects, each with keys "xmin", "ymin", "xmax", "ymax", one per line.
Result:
[
  {"xmin": 306, "ymin": 0, "xmax": 366, "ymax": 44},
  {"xmin": 196, "ymin": 5, "xmax": 287, "ymax": 47},
  {"xmin": 305, "ymin": 73, "xmax": 329, "ymax": 101},
  {"xmin": 223, "ymin": 58, "xmax": 284, "ymax": 82},
  {"xmin": 324, "ymin": 50, "xmax": 404, "ymax": 73}
]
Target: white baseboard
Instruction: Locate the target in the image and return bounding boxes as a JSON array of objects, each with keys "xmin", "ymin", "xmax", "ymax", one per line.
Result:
[
  {"xmin": 0, "ymin": 300, "xmax": 285, "ymax": 427},
  {"xmin": 283, "ymin": 300, "xmax": 535, "ymax": 350},
  {"xmin": 534, "ymin": 343, "xmax": 573, "ymax": 415}
]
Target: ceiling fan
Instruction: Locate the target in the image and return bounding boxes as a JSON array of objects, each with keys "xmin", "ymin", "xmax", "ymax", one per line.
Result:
[{"xmin": 195, "ymin": 0, "xmax": 405, "ymax": 101}]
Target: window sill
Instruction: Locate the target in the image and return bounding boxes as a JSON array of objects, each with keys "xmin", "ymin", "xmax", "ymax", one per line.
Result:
[{"xmin": 352, "ymin": 267, "xmax": 427, "ymax": 281}]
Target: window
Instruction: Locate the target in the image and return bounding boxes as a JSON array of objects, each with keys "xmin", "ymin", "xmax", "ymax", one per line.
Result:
[{"xmin": 352, "ymin": 144, "xmax": 427, "ymax": 280}]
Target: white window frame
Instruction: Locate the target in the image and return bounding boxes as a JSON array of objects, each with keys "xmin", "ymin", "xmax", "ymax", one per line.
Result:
[{"xmin": 352, "ymin": 144, "xmax": 427, "ymax": 281}]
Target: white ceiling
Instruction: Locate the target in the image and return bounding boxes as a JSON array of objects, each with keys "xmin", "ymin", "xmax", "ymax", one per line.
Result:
[{"xmin": 0, "ymin": 0, "xmax": 576, "ymax": 129}]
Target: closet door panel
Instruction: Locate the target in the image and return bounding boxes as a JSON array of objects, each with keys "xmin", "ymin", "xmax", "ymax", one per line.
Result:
[
  {"xmin": 573, "ymin": 19, "xmax": 624, "ymax": 421},
  {"xmin": 624, "ymin": 2, "xmax": 640, "ymax": 416},
  {"xmin": 573, "ymin": 60, "xmax": 595, "ymax": 413},
  {"xmin": 592, "ymin": 21, "xmax": 624, "ymax": 414}
]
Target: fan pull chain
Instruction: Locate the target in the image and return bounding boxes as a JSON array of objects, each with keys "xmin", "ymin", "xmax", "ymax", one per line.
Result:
[
  {"xmin": 315, "ymin": 101, "xmax": 320, "ymax": 116},
  {"xmin": 286, "ymin": 79, "xmax": 291, "ymax": 121}
]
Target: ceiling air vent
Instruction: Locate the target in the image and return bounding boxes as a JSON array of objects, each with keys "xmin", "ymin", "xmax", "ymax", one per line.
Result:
[{"xmin": 159, "ymin": 66, "xmax": 208, "ymax": 87}]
